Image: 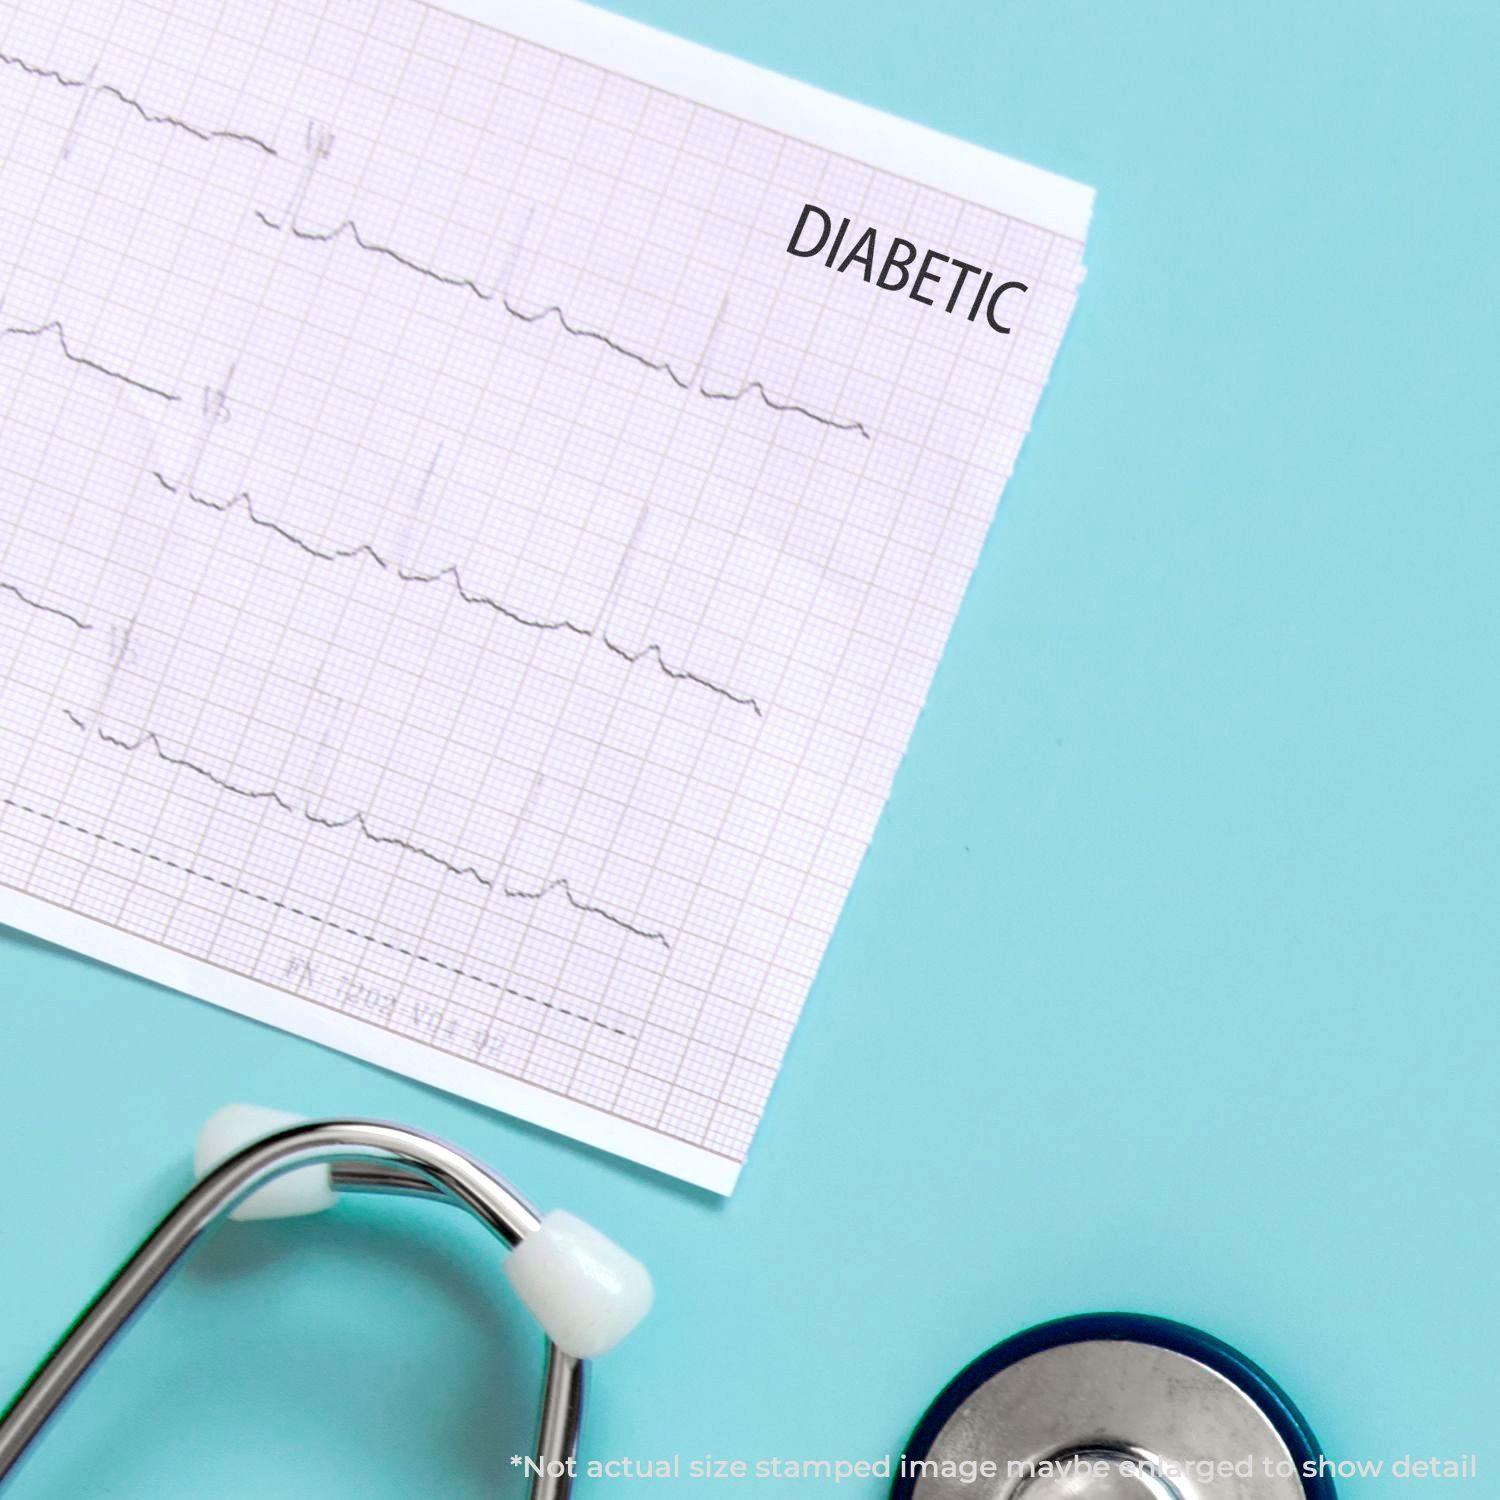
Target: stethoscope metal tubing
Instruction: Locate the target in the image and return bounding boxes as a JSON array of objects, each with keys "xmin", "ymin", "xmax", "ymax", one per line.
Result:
[{"xmin": 0, "ymin": 1119, "xmax": 584, "ymax": 1498}]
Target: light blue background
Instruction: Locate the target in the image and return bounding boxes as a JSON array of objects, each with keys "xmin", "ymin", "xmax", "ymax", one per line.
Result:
[{"xmin": 2, "ymin": 0, "xmax": 1496, "ymax": 1494}]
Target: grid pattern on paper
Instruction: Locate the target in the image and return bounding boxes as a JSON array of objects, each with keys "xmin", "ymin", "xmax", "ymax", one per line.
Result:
[{"xmin": 0, "ymin": 0, "xmax": 1084, "ymax": 1175}]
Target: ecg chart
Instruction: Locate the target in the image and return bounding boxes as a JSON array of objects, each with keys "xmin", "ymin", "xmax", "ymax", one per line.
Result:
[{"xmin": 0, "ymin": 0, "xmax": 1090, "ymax": 1189}]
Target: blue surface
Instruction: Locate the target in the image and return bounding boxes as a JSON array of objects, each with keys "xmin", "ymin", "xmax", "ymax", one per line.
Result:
[{"xmin": 2, "ymin": 0, "xmax": 1496, "ymax": 1494}]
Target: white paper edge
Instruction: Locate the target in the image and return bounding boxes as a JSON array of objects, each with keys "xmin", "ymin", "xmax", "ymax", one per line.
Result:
[
  {"xmin": 455, "ymin": 0, "xmax": 1095, "ymax": 242},
  {"xmin": 0, "ymin": 888, "xmax": 740, "ymax": 1194}
]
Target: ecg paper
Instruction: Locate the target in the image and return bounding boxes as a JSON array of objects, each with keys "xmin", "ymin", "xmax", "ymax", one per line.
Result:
[{"xmin": 0, "ymin": 0, "xmax": 1091, "ymax": 1191}]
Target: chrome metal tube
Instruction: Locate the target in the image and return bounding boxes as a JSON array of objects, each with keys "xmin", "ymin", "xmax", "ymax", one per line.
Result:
[
  {"xmin": 331, "ymin": 1157, "xmax": 451, "ymax": 1199},
  {"xmin": 0, "ymin": 1119, "xmax": 585, "ymax": 1499}
]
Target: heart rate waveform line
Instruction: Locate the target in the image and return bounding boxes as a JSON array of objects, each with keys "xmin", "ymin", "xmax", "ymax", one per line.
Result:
[
  {"xmin": 0, "ymin": 793, "xmax": 635, "ymax": 1040},
  {"xmin": 62, "ymin": 709, "xmax": 672, "ymax": 948},
  {"xmin": 0, "ymin": 579, "xmax": 94, "ymax": 630},
  {"xmin": 147, "ymin": 470, "xmax": 765, "ymax": 715},
  {"xmin": 0, "ymin": 48, "xmax": 278, "ymax": 155},
  {"xmin": 0, "ymin": 320, "xmax": 180, "ymax": 401},
  {"xmin": 251, "ymin": 209, "xmax": 871, "ymax": 440},
  {"xmin": 594, "ymin": 633, "xmax": 760, "ymax": 711}
]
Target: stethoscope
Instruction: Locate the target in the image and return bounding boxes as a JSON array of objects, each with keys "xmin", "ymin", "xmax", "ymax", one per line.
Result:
[
  {"xmin": 0, "ymin": 1106, "xmax": 653, "ymax": 1499},
  {"xmin": 1, "ymin": 1107, "xmax": 1335, "ymax": 1499},
  {"xmin": 892, "ymin": 1313, "xmax": 1336, "ymax": 1499}
]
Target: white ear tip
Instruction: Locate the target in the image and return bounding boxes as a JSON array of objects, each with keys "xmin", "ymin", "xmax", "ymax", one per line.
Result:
[
  {"xmin": 504, "ymin": 1210, "xmax": 653, "ymax": 1358},
  {"xmin": 194, "ymin": 1104, "xmax": 336, "ymax": 1221}
]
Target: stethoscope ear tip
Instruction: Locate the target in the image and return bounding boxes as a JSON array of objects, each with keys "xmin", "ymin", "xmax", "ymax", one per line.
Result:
[
  {"xmin": 193, "ymin": 1103, "xmax": 337, "ymax": 1221},
  {"xmin": 506, "ymin": 1209, "xmax": 654, "ymax": 1359}
]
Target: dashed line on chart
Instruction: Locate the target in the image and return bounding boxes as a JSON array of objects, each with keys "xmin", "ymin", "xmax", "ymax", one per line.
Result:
[
  {"xmin": 62, "ymin": 709, "xmax": 673, "ymax": 948},
  {"xmin": 0, "ymin": 792, "xmax": 635, "ymax": 1039}
]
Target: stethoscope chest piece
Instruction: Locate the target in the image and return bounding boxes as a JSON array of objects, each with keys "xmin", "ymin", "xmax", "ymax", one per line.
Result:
[{"xmin": 893, "ymin": 1314, "xmax": 1334, "ymax": 1500}]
